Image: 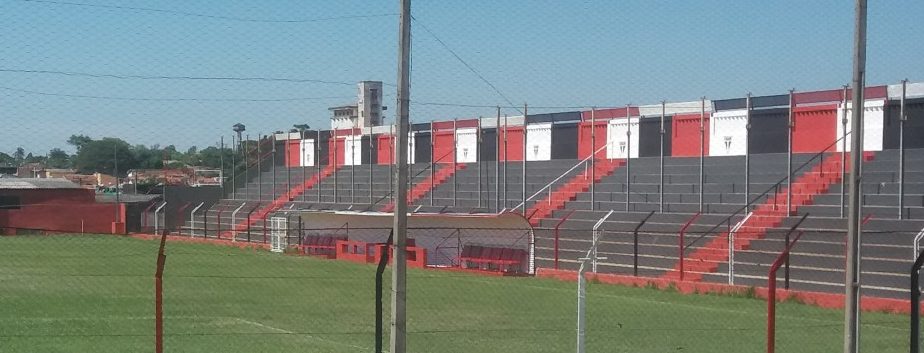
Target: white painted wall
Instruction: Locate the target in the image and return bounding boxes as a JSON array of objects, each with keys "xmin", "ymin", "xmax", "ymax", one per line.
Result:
[
  {"xmin": 710, "ymin": 109, "xmax": 748, "ymax": 156},
  {"xmin": 342, "ymin": 135, "xmax": 363, "ymax": 165},
  {"xmin": 299, "ymin": 139, "xmax": 315, "ymax": 166},
  {"xmin": 836, "ymin": 100, "xmax": 884, "ymax": 152},
  {"xmin": 606, "ymin": 117, "xmax": 639, "ymax": 159},
  {"xmin": 525, "ymin": 123, "xmax": 552, "ymax": 161},
  {"xmin": 455, "ymin": 128, "xmax": 478, "ymax": 163}
]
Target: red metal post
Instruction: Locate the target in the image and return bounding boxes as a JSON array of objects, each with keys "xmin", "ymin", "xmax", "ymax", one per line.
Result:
[
  {"xmin": 678, "ymin": 212, "xmax": 702, "ymax": 281},
  {"xmin": 767, "ymin": 230, "xmax": 805, "ymax": 353},
  {"xmin": 553, "ymin": 210, "xmax": 576, "ymax": 270}
]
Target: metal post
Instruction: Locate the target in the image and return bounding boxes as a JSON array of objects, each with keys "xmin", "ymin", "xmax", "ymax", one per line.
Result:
[
  {"xmin": 522, "ymin": 103, "xmax": 528, "ymax": 215},
  {"xmin": 504, "ymin": 115, "xmax": 508, "ymax": 208},
  {"xmin": 231, "ymin": 134, "xmax": 236, "ymax": 199},
  {"xmin": 900, "ymin": 79, "xmax": 908, "ymax": 219},
  {"xmin": 302, "ymin": 131, "xmax": 308, "ymax": 203},
  {"xmin": 271, "ymin": 136, "xmax": 277, "ymax": 200},
  {"xmin": 787, "ymin": 90, "xmax": 794, "ymax": 216},
  {"xmin": 391, "ymin": 125, "xmax": 395, "ymax": 204},
  {"xmin": 351, "ymin": 134, "xmax": 356, "ymax": 205},
  {"xmin": 745, "ymin": 93, "xmax": 751, "ymax": 209},
  {"xmin": 844, "ymin": 1, "xmax": 867, "ymax": 351},
  {"xmin": 453, "ymin": 118, "xmax": 459, "ymax": 207},
  {"xmin": 391, "ymin": 0, "xmax": 411, "ymax": 350},
  {"xmin": 334, "ymin": 129, "xmax": 339, "ymax": 203},
  {"xmin": 220, "ymin": 136, "xmax": 225, "ymax": 190},
  {"xmin": 429, "ymin": 121, "xmax": 434, "ymax": 206},
  {"xmin": 625, "ymin": 104, "xmax": 632, "ymax": 212},
  {"xmin": 317, "ymin": 130, "xmax": 322, "ymax": 204},
  {"xmin": 244, "ymin": 134, "xmax": 250, "ymax": 192},
  {"xmin": 495, "ymin": 107, "xmax": 501, "ymax": 212},
  {"xmin": 591, "ymin": 107, "xmax": 596, "ymax": 211},
  {"xmin": 660, "ymin": 101, "xmax": 665, "ymax": 213},
  {"xmin": 477, "ymin": 117, "xmax": 482, "ymax": 209},
  {"xmin": 258, "ymin": 133, "xmax": 263, "ymax": 202},
  {"xmin": 700, "ymin": 97, "xmax": 706, "ymax": 212},
  {"xmin": 360, "ymin": 127, "xmax": 375, "ymax": 205},
  {"xmin": 911, "ymin": 249, "xmax": 924, "ymax": 353},
  {"xmin": 841, "ymin": 85, "xmax": 849, "ymax": 218}
]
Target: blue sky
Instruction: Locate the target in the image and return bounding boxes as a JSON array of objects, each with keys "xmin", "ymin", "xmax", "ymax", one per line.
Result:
[{"xmin": 1, "ymin": 0, "xmax": 921, "ymax": 153}]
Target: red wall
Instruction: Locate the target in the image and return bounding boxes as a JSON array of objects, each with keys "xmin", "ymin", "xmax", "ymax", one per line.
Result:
[
  {"xmin": 328, "ymin": 137, "xmax": 345, "ymax": 166},
  {"xmin": 672, "ymin": 113, "xmax": 709, "ymax": 157},
  {"xmin": 580, "ymin": 107, "xmax": 639, "ymax": 121},
  {"xmin": 377, "ymin": 135, "xmax": 394, "ymax": 165},
  {"xmin": 432, "ymin": 131, "xmax": 455, "ymax": 163},
  {"xmin": 0, "ymin": 189, "xmax": 123, "ymax": 234},
  {"xmin": 498, "ymin": 126, "xmax": 525, "ymax": 161},
  {"xmin": 577, "ymin": 121, "xmax": 607, "ymax": 159},
  {"xmin": 792, "ymin": 105, "xmax": 837, "ymax": 153},
  {"xmin": 286, "ymin": 140, "xmax": 300, "ymax": 167}
]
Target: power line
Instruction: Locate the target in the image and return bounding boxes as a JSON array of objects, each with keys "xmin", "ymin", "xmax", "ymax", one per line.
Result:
[
  {"xmin": 410, "ymin": 15, "xmax": 523, "ymax": 115},
  {"xmin": 15, "ymin": 0, "xmax": 398, "ymax": 23},
  {"xmin": 0, "ymin": 86, "xmax": 353, "ymax": 102},
  {"xmin": 0, "ymin": 68, "xmax": 398, "ymax": 87}
]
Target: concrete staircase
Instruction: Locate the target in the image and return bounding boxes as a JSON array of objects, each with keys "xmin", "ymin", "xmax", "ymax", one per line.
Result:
[
  {"xmin": 525, "ymin": 159, "xmax": 624, "ymax": 226},
  {"xmin": 382, "ymin": 163, "xmax": 466, "ymax": 212}
]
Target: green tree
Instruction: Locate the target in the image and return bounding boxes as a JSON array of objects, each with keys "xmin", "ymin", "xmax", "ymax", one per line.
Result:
[
  {"xmin": 13, "ymin": 147, "xmax": 25, "ymax": 165},
  {"xmin": 0, "ymin": 152, "xmax": 14, "ymax": 166},
  {"xmin": 73, "ymin": 138, "xmax": 136, "ymax": 176},
  {"xmin": 46, "ymin": 148, "xmax": 72, "ymax": 169},
  {"xmin": 67, "ymin": 135, "xmax": 94, "ymax": 151}
]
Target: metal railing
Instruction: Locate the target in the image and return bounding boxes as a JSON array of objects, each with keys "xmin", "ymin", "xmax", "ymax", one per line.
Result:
[
  {"xmin": 685, "ymin": 132, "xmax": 850, "ymax": 252},
  {"xmin": 513, "ymin": 143, "xmax": 610, "ymax": 212},
  {"xmin": 632, "ymin": 211, "xmax": 656, "ymax": 276},
  {"xmin": 677, "ymin": 212, "xmax": 701, "ymax": 281},
  {"xmin": 766, "ymin": 229, "xmax": 806, "ymax": 353}
]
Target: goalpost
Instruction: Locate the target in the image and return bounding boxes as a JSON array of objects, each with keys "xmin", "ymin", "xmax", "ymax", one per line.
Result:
[{"xmin": 269, "ymin": 216, "xmax": 287, "ymax": 253}]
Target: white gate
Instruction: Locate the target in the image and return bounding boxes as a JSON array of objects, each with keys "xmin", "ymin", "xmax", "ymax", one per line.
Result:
[
  {"xmin": 456, "ymin": 127, "xmax": 478, "ymax": 163},
  {"xmin": 300, "ymin": 138, "xmax": 315, "ymax": 167},
  {"xmin": 270, "ymin": 216, "xmax": 288, "ymax": 253},
  {"xmin": 525, "ymin": 123, "xmax": 552, "ymax": 161}
]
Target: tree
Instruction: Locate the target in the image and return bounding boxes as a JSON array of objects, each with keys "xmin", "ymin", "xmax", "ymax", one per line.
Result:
[
  {"xmin": 13, "ymin": 147, "xmax": 25, "ymax": 165},
  {"xmin": 46, "ymin": 148, "xmax": 72, "ymax": 169},
  {"xmin": 67, "ymin": 135, "xmax": 93, "ymax": 151},
  {"xmin": 0, "ymin": 152, "xmax": 14, "ymax": 166},
  {"xmin": 73, "ymin": 138, "xmax": 136, "ymax": 176}
]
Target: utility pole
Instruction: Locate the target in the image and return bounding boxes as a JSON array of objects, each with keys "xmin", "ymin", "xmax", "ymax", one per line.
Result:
[
  {"xmin": 391, "ymin": 0, "xmax": 411, "ymax": 351},
  {"xmin": 844, "ymin": 1, "xmax": 867, "ymax": 352}
]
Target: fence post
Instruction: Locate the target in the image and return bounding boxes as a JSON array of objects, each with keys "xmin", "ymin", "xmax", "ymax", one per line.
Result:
[
  {"xmin": 154, "ymin": 232, "xmax": 167, "ymax": 353},
  {"xmin": 591, "ymin": 107, "xmax": 596, "ymax": 211},
  {"xmin": 840, "ymin": 85, "xmax": 848, "ymax": 218},
  {"xmin": 153, "ymin": 202, "xmax": 167, "ymax": 235},
  {"xmin": 369, "ymin": 130, "xmax": 374, "ymax": 204},
  {"xmin": 911, "ymin": 249, "xmax": 924, "ymax": 353},
  {"xmin": 189, "ymin": 202, "xmax": 204, "ymax": 237},
  {"xmin": 258, "ymin": 133, "xmax": 263, "ymax": 202},
  {"xmin": 522, "ymin": 104, "xmax": 528, "ymax": 215},
  {"xmin": 660, "ymin": 101, "xmax": 665, "ymax": 213},
  {"xmin": 767, "ymin": 230, "xmax": 806, "ymax": 353},
  {"xmin": 333, "ymin": 129, "xmax": 339, "ymax": 203},
  {"xmin": 626, "ymin": 104, "xmax": 632, "ymax": 212},
  {"xmin": 700, "ymin": 97, "xmax": 706, "ymax": 212},
  {"xmin": 495, "ymin": 107, "xmax": 501, "ymax": 212},
  {"xmin": 504, "ymin": 115, "xmax": 509, "ymax": 209},
  {"xmin": 787, "ymin": 89, "xmax": 794, "ymax": 216},
  {"xmin": 477, "ymin": 117, "xmax": 483, "ymax": 209},
  {"xmin": 900, "ymin": 79, "xmax": 908, "ymax": 219},
  {"xmin": 453, "ymin": 118, "xmax": 458, "ymax": 207},
  {"xmin": 745, "ymin": 93, "xmax": 752, "ymax": 209},
  {"xmin": 231, "ymin": 134, "xmax": 237, "ymax": 200},
  {"xmin": 272, "ymin": 135, "xmax": 277, "ymax": 201},
  {"xmin": 316, "ymin": 130, "xmax": 322, "ymax": 204}
]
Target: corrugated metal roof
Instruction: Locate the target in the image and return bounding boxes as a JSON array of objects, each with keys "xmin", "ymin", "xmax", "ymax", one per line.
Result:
[{"xmin": 0, "ymin": 178, "xmax": 82, "ymax": 189}]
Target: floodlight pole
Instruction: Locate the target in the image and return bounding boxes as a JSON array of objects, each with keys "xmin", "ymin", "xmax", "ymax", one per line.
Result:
[
  {"xmin": 787, "ymin": 90, "xmax": 794, "ymax": 216},
  {"xmin": 591, "ymin": 107, "xmax": 596, "ymax": 211},
  {"xmin": 844, "ymin": 1, "xmax": 867, "ymax": 352},
  {"xmin": 745, "ymin": 93, "xmax": 751, "ymax": 209},
  {"xmin": 899, "ymin": 79, "xmax": 908, "ymax": 219},
  {"xmin": 699, "ymin": 97, "xmax": 706, "ymax": 212},
  {"xmin": 659, "ymin": 101, "xmax": 665, "ymax": 213},
  {"xmin": 495, "ymin": 107, "xmax": 501, "ymax": 212},
  {"xmin": 390, "ymin": 0, "xmax": 411, "ymax": 351}
]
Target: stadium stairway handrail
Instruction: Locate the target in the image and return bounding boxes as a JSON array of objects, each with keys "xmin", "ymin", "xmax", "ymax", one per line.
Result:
[
  {"xmin": 684, "ymin": 131, "xmax": 852, "ymax": 252},
  {"xmin": 513, "ymin": 143, "xmax": 610, "ymax": 212}
]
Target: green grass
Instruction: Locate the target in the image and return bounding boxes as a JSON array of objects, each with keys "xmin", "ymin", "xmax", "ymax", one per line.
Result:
[{"xmin": 0, "ymin": 235, "xmax": 910, "ymax": 352}]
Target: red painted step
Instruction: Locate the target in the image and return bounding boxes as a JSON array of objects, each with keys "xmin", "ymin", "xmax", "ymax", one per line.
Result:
[
  {"xmin": 221, "ymin": 165, "xmax": 339, "ymax": 239},
  {"xmin": 661, "ymin": 152, "xmax": 875, "ymax": 282},
  {"xmin": 381, "ymin": 163, "xmax": 466, "ymax": 212},
  {"xmin": 526, "ymin": 159, "xmax": 625, "ymax": 226}
]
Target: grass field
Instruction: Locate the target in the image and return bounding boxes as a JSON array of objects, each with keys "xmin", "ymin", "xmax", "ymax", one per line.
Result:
[{"xmin": 0, "ymin": 235, "xmax": 910, "ymax": 352}]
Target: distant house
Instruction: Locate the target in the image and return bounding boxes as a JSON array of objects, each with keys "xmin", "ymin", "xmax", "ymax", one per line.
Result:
[{"xmin": 0, "ymin": 178, "xmax": 125, "ymax": 234}]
